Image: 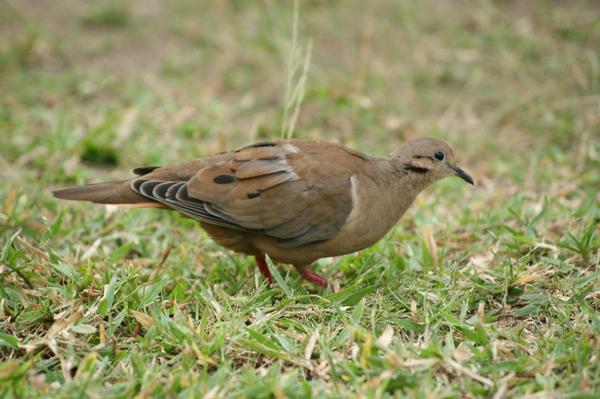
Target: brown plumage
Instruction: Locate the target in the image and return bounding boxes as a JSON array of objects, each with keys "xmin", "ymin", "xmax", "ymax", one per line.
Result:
[{"xmin": 53, "ymin": 138, "xmax": 474, "ymax": 287}]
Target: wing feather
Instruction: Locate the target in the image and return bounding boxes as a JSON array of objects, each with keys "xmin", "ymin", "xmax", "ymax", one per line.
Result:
[{"xmin": 131, "ymin": 140, "xmax": 357, "ymax": 247}]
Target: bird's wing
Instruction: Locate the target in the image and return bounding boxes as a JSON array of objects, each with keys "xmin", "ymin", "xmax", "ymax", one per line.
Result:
[{"xmin": 131, "ymin": 141, "xmax": 356, "ymax": 247}]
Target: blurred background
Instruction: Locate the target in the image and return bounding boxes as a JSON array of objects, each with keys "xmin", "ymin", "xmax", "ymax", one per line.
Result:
[{"xmin": 2, "ymin": 0, "xmax": 597, "ymax": 178}]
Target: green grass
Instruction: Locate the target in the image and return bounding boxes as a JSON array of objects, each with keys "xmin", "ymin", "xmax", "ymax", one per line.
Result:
[{"xmin": 1, "ymin": 0, "xmax": 599, "ymax": 397}]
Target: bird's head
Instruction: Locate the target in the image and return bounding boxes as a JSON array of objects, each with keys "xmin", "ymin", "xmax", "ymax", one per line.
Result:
[{"xmin": 392, "ymin": 138, "xmax": 474, "ymax": 186}]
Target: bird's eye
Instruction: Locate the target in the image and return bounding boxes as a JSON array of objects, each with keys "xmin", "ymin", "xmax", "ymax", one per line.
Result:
[{"xmin": 434, "ymin": 151, "xmax": 445, "ymax": 161}]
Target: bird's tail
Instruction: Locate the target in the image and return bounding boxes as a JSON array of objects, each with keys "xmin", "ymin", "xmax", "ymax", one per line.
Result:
[{"xmin": 52, "ymin": 180, "xmax": 162, "ymax": 208}]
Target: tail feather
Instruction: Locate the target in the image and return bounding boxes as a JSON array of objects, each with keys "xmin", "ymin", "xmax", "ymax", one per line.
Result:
[{"xmin": 52, "ymin": 180, "xmax": 152, "ymax": 205}]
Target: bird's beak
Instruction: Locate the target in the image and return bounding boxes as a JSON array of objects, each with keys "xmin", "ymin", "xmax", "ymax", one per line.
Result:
[{"xmin": 450, "ymin": 165, "xmax": 475, "ymax": 186}]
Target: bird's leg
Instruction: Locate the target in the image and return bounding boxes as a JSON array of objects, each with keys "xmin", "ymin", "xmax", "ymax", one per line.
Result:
[
  {"xmin": 255, "ymin": 255, "xmax": 273, "ymax": 284},
  {"xmin": 295, "ymin": 264, "xmax": 328, "ymax": 287}
]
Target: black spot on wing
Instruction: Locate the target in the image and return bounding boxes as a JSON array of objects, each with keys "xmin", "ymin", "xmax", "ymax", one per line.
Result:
[
  {"xmin": 132, "ymin": 166, "xmax": 160, "ymax": 176},
  {"xmin": 213, "ymin": 175, "xmax": 236, "ymax": 184},
  {"xmin": 246, "ymin": 191, "xmax": 260, "ymax": 199}
]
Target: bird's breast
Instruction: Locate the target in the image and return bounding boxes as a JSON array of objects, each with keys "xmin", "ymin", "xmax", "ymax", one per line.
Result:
[
  {"xmin": 258, "ymin": 174, "xmax": 407, "ymax": 265},
  {"xmin": 317, "ymin": 175, "xmax": 400, "ymax": 253}
]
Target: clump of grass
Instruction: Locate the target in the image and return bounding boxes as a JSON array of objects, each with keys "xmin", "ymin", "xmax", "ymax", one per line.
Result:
[
  {"xmin": 280, "ymin": 0, "xmax": 313, "ymax": 140},
  {"xmin": 558, "ymin": 222, "xmax": 599, "ymax": 263}
]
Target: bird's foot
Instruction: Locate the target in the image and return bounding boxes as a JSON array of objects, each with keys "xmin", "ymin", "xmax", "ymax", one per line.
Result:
[
  {"xmin": 255, "ymin": 255, "xmax": 273, "ymax": 284},
  {"xmin": 296, "ymin": 264, "xmax": 328, "ymax": 287}
]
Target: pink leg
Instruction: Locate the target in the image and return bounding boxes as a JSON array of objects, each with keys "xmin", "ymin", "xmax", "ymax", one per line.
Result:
[
  {"xmin": 296, "ymin": 264, "xmax": 328, "ymax": 287},
  {"xmin": 255, "ymin": 255, "xmax": 273, "ymax": 284}
]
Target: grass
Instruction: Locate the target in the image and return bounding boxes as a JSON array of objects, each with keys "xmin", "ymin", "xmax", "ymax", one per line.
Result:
[{"xmin": 1, "ymin": 0, "xmax": 599, "ymax": 397}]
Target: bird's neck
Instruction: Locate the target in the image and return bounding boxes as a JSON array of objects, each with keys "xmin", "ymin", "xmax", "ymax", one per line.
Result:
[{"xmin": 364, "ymin": 158, "xmax": 430, "ymax": 223}]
